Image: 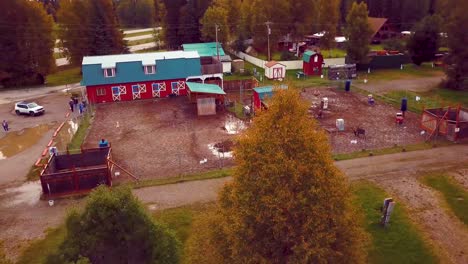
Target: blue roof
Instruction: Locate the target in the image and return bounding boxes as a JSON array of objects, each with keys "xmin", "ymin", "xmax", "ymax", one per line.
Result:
[
  {"xmin": 253, "ymin": 85, "xmax": 288, "ymax": 101},
  {"xmin": 186, "ymin": 82, "xmax": 226, "ymax": 95},
  {"xmin": 81, "ymin": 51, "xmax": 202, "ymax": 86},
  {"xmin": 182, "ymin": 42, "xmax": 226, "ymax": 57}
]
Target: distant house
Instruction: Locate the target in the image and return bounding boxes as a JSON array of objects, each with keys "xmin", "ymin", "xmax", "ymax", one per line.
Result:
[
  {"xmin": 302, "ymin": 50, "xmax": 324, "ymax": 76},
  {"xmin": 182, "ymin": 42, "xmax": 232, "ymax": 73},
  {"xmin": 368, "ymin": 17, "xmax": 399, "ymax": 44},
  {"xmin": 81, "ymin": 51, "xmax": 223, "ymax": 104},
  {"xmin": 264, "ymin": 61, "xmax": 286, "ymax": 80}
]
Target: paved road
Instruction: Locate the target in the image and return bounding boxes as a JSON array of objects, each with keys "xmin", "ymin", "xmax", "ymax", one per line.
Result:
[
  {"xmin": 0, "ymin": 83, "xmax": 82, "ymax": 105},
  {"xmin": 124, "ymin": 34, "xmax": 154, "ymax": 42}
]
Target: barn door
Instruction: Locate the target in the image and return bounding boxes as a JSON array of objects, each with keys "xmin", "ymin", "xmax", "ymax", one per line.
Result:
[{"xmin": 132, "ymin": 84, "xmax": 146, "ymax": 100}]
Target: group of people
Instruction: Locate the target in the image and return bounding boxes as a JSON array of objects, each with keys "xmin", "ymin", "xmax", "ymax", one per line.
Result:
[{"xmin": 69, "ymin": 97, "xmax": 87, "ymax": 114}]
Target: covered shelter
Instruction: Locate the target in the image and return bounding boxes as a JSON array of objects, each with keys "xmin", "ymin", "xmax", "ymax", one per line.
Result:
[
  {"xmin": 252, "ymin": 85, "xmax": 288, "ymax": 113},
  {"xmin": 264, "ymin": 61, "xmax": 286, "ymax": 80},
  {"xmin": 40, "ymin": 147, "xmax": 112, "ymax": 198},
  {"xmin": 303, "ymin": 50, "xmax": 324, "ymax": 76},
  {"xmin": 186, "ymin": 82, "xmax": 226, "ymax": 115},
  {"xmin": 421, "ymin": 106, "xmax": 468, "ymax": 142}
]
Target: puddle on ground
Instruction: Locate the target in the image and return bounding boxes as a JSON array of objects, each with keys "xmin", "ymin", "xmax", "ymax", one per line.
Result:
[
  {"xmin": 0, "ymin": 124, "xmax": 52, "ymax": 160},
  {"xmin": 54, "ymin": 119, "xmax": 79, "ymax": 151},
  {"xmin": 224, "ymin": 115, "xmax": 247, "ymax": 134},
  {"xmin": 0, "ymin": 181, "xmax": 42, "ymax": 208},
  {"xmin": 208, "ymin": 140, "xmax": 234, "ymax": 158}
]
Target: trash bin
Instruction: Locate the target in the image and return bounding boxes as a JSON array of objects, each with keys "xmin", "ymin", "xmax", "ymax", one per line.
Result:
[
  {"xmin": 401, "ymin": 98, "xmax": 407, "ymax": 112},
  {"xmin": 345, "ymin": 80, "xmax": 351, "ymax": 92}
]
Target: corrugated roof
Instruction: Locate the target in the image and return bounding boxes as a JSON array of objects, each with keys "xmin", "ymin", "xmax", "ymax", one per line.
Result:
[
  {"xmin": 186, "ymin": 82, "xmax": 226, "ymax": 95},
  {"xmin": 368, "ymin": 17, "xmax": 388, "ymax": 39},
  {"xmin": 82, "ymin": 51, "xmax": 200, "ymax": 68},
  {"xmin": 182, "ymin": 42, "xmax": 226, "ymax": 57}
]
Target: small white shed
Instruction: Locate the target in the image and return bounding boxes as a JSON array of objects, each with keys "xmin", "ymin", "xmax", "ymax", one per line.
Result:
[{"xmin": 264, "ymin": 61, "xmax": 286, "ymax": 80}]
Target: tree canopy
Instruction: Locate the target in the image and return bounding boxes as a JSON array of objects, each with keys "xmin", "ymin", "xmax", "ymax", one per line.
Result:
[
  {"xmin": 48, "ymin": 186, "xmax": 180, "ymax": 264},
  {"xmin": 58, "ymin": 0, "xmax": 127, "ymax": 66},
  {"xmin": 116, "ymin": 0, "xmax": 155, "ymax": 28},
  {"xmin": 345, "ymin": 2, "xmax": 373, "ymax": 64},
  {"xmin": 0, "ymin": 0, "xmax": 55, "ymax": 87},
  {"xmin": 188, "ymin": 89, "xmax": 368, "ymax": 263},
  {"xmin": 443, "ymin": 0, "xmax": 468, "ymax": 90},
  {"xmin": 407, "ymin": 14, "xmax": 442, "ymax": 66}
]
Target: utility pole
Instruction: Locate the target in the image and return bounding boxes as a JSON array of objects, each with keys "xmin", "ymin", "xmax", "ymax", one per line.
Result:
[
  {"xmin": 265, "ymin": 21, "xmax": 272, "ymax": 61},
  {"xmin": 215, "ymin": 24, "xmax": 220, "ymax": 62}
]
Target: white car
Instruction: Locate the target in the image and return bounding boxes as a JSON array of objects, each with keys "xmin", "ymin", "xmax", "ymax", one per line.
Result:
[{"xmin": 15, "ymin": 101, "xmax": 45, "ymax": 116}]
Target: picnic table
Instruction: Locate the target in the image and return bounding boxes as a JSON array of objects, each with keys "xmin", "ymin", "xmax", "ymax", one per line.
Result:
[{"xmin": 296, "ymin": 71, "xmax": 306, "ymax": 79}]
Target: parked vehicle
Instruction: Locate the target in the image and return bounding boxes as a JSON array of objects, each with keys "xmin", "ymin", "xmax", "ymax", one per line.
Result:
[{"xmin": 14, "ymin": 101, "xmax": 45, "ymax": 116}]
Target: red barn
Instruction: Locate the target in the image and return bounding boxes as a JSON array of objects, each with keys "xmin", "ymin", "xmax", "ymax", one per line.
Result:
[{"xmin": 302, "ymin": 50, "xmax": 324, "ymax": 76}]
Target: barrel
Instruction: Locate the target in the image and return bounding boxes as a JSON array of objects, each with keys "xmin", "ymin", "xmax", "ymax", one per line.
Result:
[
  {"xmin": 345, "ymin": 80, "xmax": 351, "ymax": 92},
  {"xmin": 401, "ymin": 98, "xmax": 408, "ymax": 112}
]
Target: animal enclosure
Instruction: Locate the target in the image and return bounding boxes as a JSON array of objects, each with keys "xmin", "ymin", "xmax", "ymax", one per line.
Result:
[{"xmin": 40, "ymin": 147, "xmax": 112, "ymax": 198}]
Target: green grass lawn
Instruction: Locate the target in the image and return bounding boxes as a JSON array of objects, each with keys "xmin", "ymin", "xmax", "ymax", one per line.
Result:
[
  {"xmin": 421, "ymin": 173, "xmax": 468, "ymax": 226},
  {"xmin": 360, "ymin": 63, "xmax": 443, "ymax": 82},
  {"xmin": 321, "ymin": 48, "xmax": 346, "ymax": 58},
  {"xmin": 124, "ymin": 30, "xmax": 154, "ymax": 38},
  {"xmin": 256, "ymin": 51, "xmax": 285, "ymax": 61},
  {"xmin": 381, "ymin": 88, "xmax": 468, "ymax": 114},
  {"xmin": 46, "ymin": 66, "xmax": 82, "ymax": 87},
  {"xmin": 17, "ymin": 226, "xmax": 66, "ymax": 264},
  {"xmin": 352, "ymin": 181, "xmax": 438, "ymax": 264},
  {"xmin": 67, "ymin": 113, "xmax": 92, "ymax": 150},
  {"xmin": 127, "ymin": 37, "xmax": 154, "ymax": 46},
  {"xmin": 370, "ymin": 44, "xmax": 385, "ymax": 50}
]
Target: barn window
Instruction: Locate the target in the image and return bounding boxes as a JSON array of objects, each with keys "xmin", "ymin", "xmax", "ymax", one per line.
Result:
[
  {"xmin": 104, "ymin": 68, "xmax": 115, "ymax": 78},
  {"xmin": 97, "ymin": 88, "xmax": 106, "ymax": 96},
  {"xmin": 144, "ymin": 65, "xmax": 155, "ymax": 74},
  {"xmin": 314, "ymin": 55, "xmax": 318, "ymax": 62}
]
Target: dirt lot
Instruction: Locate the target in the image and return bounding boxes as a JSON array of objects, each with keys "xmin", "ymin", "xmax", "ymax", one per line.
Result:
[
  {"xmin": 301, "ymin": 88, "xmax": 424, "ymax": 153},
  {"xmin": 84, "ymin": 97, "xmax": 245, "ymax": 180}
]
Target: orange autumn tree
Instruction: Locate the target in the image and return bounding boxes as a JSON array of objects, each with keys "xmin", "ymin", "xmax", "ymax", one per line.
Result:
[{"xmin": 188, "ymin": 89, "xmax": 367, "ymax": 263}]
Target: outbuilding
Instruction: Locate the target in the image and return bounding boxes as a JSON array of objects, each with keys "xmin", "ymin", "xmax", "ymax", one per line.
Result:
[
  {"xmin": 302, "ymin": 50, "xmax": 324, "ymax": 76},
  {"xmin": 264, "ymin": 61, "xmax": 286, "ymax": 80},
  {"xmin": 252, "ymin": 85, "xmax": 288, "ymax": 112},
  {"xmin": 186, "ymin": 82, "xmax": 226, "ymax": 116},
  {"xmin": 182, "ymin": 42, "xmax": 232, "ymax": 73}
]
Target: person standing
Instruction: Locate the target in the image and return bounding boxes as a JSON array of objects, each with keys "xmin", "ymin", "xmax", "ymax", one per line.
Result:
[
  {"xmin": 79, "ymin": 102, "xmax": 84, "ymax": 115},
  {"xmin": 2, "ymin": 120, "xmax": 8, "ymax": 132},
  {"xmin": 69, "ymin": 99, "xmax": 74, "ymax": 112}
]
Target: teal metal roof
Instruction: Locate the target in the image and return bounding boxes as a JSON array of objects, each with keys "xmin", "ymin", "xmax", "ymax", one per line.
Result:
[
  {"xmin": 182, "ymin": 42, "xmax": 226, "ymax": 57},
  {"xmin": 186, "ymin": 82, "xmax": 226, "ymax": 95},
  {"xmin": 81, "ymin": 51, "xmax": 202, "ymax": 86},
  {"xmin": 303, "ymin": 50, "xmax": 317, "ymax": 62},
  {"xmin": 253, "ymin": 85, "xmax": 288, "ymax": 101}
]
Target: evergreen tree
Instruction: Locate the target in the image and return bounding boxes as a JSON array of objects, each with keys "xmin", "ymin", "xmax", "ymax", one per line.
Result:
[
  {"xmin": 58, "ymin": 0, "xmax": 127, "ymax": 66},
  {"xmin": 319, "ymin": 0, "xmax": 340, "ymax": 53},
  {"xmin": 161, "ymin": 0, "xmax": 185, "ymax": 49},
  {"xmin": 407, "ymin": 14, "xmax": 442, "ymax": 65},
  {"xmin": 200, "ymin": 0, "xmax": 229, "ymax": 43},
  {"xmin": 117, "ymin": 0, "xmax": 154, "ymax": 28},
  {"xmin": 47, "ymin": 186, "xmax": 181, "ymax": 264},
  {"xmin": 345, "ymin": 2, "xmax": 373, "ymax": 64},
  {"xmin": 189, "ymin": 89, "xmax": 368, "ymax": 263},
  {"xmin": 289, "ymin": 0, "xmax": 315, "ymax": 55},
  {"xmin": 0, "ymin": 0, "xmax": 54, "ymax": 87},
  {"xmin": 443, "ymin": 0, "xmax": 468, "ymax": 90}
]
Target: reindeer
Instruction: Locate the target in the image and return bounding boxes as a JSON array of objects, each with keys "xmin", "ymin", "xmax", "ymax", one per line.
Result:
[{"xmin": 353, "ymin": 126, "xmax": 366, "ymax": 138}]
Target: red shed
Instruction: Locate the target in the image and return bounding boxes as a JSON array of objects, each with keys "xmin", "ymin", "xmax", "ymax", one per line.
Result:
[{"xmin": 302, "ymin": 50, "xmax": 324, "ymax": 76}]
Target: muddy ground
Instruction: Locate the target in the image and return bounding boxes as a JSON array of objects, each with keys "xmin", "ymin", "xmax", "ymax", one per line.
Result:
[
  {"xmin": 302, "ymin": 88, "xmax": 424, "ymax": 153},
  {"xmin": 84, "ymin": 97, "xmax": 245, "ymax": 180}
]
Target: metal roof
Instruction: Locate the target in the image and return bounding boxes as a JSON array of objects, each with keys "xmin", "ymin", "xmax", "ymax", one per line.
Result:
[
  {"xmin": 182, "ymin": 42, "xmax": 226, "ymax": 57},
  {"xmin": 186, "ymin": 82, "xmax": 226, "ymax": 95},
  {"xmin": 303, "ymin": 50, "xmax": 318, "ymax": 62},
  {"xmin": 253, "ymin": 86, "xmax": 274, "ymax": 94},
  {"xmin": 82, "ymin": 51, "xmax": 200, "ymax": 69}
]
